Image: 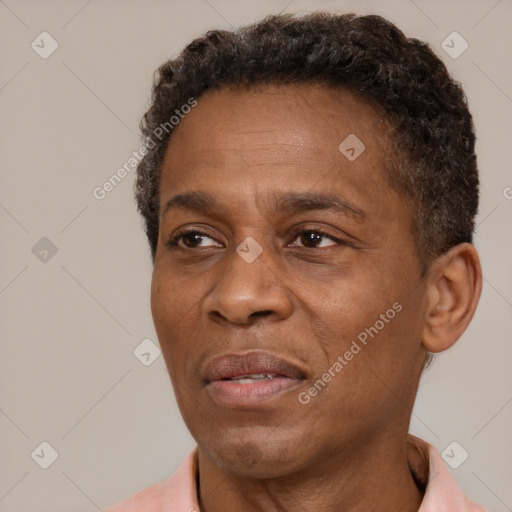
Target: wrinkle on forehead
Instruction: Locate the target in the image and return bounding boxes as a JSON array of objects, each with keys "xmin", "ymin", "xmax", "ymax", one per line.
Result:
[
  {"xmin": 164, "ymin": 84, "xmax": 390, "ymax": 184},
  {"xmin": 160, "ymin": 82, "xmax": 409, "ymax": 240}
]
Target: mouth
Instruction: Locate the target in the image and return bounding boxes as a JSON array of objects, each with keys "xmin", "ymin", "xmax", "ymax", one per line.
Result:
[
  {"xmin": 203, "ymin": 351, "xmax": 307, "ymax": 407},
  {"xmin": 222, "ymin": 373, "xmax": 284, "ymax": 383}
]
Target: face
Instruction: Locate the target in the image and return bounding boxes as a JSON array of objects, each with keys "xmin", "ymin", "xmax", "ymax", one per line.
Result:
[{"xmin": 151, "ymin": 84, "xmax": 429, "ymax": 477}]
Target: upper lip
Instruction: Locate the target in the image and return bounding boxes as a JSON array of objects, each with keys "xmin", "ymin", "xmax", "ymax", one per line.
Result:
[{"xmin": 203, "ymin": 351, "xmax": 307, "ymax": 382}]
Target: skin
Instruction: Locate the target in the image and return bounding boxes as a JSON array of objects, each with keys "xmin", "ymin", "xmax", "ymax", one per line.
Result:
[{"xmin": 150, "ymin": 83, "xmax": 482, "ymax": 512}]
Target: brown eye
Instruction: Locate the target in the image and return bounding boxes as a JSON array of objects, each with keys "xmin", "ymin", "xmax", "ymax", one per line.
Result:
[
  {"xmin": 167, "ymin": 230, "xmax": 220, "ymax": 249},
  {"xmin": 291, "ymin": 230, "xmax": 338, "ymax": 249},
  {"xmin": 181, "ymin": 233, "xmax": 207, "ymax": 248}
]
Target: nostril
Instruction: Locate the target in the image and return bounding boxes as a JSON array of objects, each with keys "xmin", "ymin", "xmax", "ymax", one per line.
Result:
[{"xmin": 250, "ymin": 310, "xmax": 273, "ymax": 318}]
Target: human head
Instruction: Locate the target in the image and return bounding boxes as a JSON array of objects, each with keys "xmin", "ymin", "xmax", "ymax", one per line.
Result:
[
  {"xmin": 141, "ymin": 11, "xmax": 482, "ymax": 487},
  {"xmin": 135, "ymin": 12, "xmax": 479, "ymax": 271}
]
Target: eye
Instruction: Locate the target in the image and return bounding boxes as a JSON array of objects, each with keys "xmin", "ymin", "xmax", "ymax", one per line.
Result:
[
  {"xmin": 166, "ymin": 227, "xmax": 345, "ymax": 251},
  {"xmin": 167, "ymin": 230, "xmax": 221, "ymax": 249},
  {"xmin": 289, "ymin": 229, "xmax": 341, "ymax": 249}
]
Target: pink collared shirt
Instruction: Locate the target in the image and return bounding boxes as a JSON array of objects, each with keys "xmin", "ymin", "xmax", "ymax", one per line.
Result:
[{"xmin": 104, "ymin": 435, "xmax": 486, "ymax": 511}]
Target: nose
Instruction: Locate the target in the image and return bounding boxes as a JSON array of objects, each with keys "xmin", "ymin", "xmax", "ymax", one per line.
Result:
[{"xmin": 205, "ymin": 241, "xmax": 293, "ymax": 325}]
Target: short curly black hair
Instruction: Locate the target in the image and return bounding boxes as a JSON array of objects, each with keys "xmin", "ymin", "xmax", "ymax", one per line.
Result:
[{"xmin": 135, "ymin": 12, "xmax": 478, "ymax": 270}]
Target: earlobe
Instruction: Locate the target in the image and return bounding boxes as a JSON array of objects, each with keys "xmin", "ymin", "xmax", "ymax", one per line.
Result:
[{"xmin": 421, "ymin": 243, "xmax": 482, "ymax": 353}]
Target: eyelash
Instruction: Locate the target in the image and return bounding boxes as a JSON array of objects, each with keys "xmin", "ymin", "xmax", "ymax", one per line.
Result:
[{"xmin": 166, "ymin": 227, "xmax": 347, "ymax": 251}]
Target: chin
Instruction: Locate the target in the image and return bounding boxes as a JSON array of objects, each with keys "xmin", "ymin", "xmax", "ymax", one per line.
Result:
[{"xmin": 199, "ymin": 428, "xmax": 311, "ymax": 479}]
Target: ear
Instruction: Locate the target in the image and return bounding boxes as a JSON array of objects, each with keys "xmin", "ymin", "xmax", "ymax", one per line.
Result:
[{"xmin": 422, "ymin": 243, "xmax": 482, "ymax": 353}]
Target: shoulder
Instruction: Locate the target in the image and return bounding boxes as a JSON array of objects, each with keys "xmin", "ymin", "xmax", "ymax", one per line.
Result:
[
  {"xmin": 103, "ymin": 449, "xmax": 199, "ymax": 512},
  {"xmin": 408, "ymin": 435, "xmax": 488, "ymax": 512},
  {"xmin": 103, "ymin": 479, "xmax": 168, "ymax": 512}
]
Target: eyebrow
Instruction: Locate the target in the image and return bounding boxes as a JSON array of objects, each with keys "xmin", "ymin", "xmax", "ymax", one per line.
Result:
[{"xmin": 162, "ymin": 191, "xmax": 365, "ymax": 219}]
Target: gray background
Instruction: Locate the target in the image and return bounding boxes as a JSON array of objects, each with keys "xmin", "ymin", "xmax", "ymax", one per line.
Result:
[{"xmin": 1, "ymin": 0, "xmax": 511, "ymax": 510}]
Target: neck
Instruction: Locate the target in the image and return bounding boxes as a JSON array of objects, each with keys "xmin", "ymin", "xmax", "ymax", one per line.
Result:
[{"xmin": 197, "ymin": 432, "xmax": 423, "ymax": 512}]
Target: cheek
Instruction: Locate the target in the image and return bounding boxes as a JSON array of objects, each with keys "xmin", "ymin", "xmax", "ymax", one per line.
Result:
[
  {"xmin": 151, "ymin": 266, "xmax": 174, "ymax": 335},
  {"xmin": 150, "ymin": 265, "xmax": 197, "ymax": 368},
  {"xmin": 151, "ymin": 262, "xmax": 222, "ymax": 390},
  {"xmin": 151, "ymin": 262, "xmax": 200, "ymax": 326},
  {"xmin": 319, "ymin": 285, "xmax": 424, "ymax": 410},
  {"xmin": 312, "ymin": 270, "xmax": 394, "ymax": 339},
  {"xmin": 309, "ymin": 263, "xmax": 421, "ymax": 386}
]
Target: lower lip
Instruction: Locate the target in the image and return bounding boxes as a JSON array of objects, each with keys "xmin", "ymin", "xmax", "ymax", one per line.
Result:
[{"xmin": 206, "ymin": 377, "xmax": 303, "ymax": 407}]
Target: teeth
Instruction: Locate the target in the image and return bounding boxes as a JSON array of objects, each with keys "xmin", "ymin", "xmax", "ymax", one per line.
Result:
[{"xmin": 229, "ymin": 373, "xmax": 278, "ymax": 382}]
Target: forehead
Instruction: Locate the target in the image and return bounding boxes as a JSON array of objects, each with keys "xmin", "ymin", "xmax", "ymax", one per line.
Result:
[
  {"xmin": 158, "ymin": 83, "xmax": 417, "ymax": 266},
  {"xmin": 161, "ymin": 84, "xmax": 394, "ymax": 203},
  {"xmin": 164, "ymin": 83, "xmax": 389, "ymax": 168}
]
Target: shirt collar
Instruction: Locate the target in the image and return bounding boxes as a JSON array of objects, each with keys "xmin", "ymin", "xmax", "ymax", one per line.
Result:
[{"xmin": 161, "ymin": 434, "xmax": 486, "ymax": 511}]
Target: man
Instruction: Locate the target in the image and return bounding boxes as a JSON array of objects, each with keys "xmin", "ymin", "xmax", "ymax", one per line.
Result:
[{"xmin": 105, "ymin": 12, "xmax": 486, "ymax": 511}]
